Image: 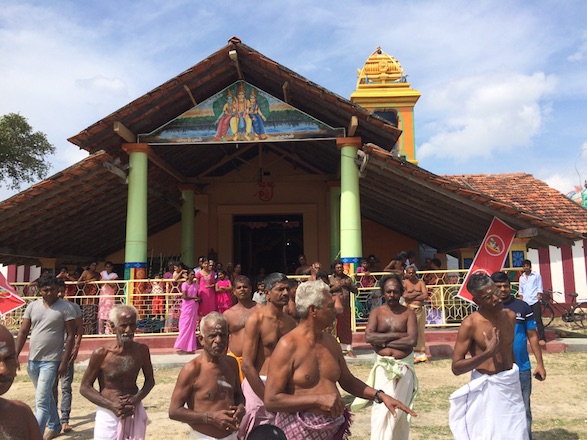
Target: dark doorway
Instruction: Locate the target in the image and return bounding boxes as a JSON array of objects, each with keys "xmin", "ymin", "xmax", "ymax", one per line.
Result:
[{"xmin": 233, "ymin": 214, "xmax": 303, "ymax": 278}]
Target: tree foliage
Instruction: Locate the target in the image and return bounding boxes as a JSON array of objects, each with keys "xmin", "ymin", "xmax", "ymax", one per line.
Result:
[{"xmin": 0, "ymin": 113, "xmax": 55, "ymax": 189}]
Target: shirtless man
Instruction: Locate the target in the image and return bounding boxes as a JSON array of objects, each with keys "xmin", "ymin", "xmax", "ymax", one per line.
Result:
[
  {"xmin": 0, "ymin": 324, "xmax": 42, "ymax": 440},
  {"xmin": 329, "ymin": 260, "xmax": 358, "ymax": 357},
  {"xmin": 265, "ymin": 280, "xmax": 416, "ymax": 439},
  {"xmin": 402, "ymin": 265, "xmax": 428, "ymax": 363},
  {"xmin": 294, "ymin": 254, "xmax": 312, "ymax": 276},
  {"xmin": 357, "ymin": 274, "xmax": 418, "ymax": 440},
  {"xmin": 222, "ymin": 275, "xmax": 260, "ymax": 382},
  {"xmin": 80, "ymin": 304, "xmax": 155, "ymax": 440},
  {"xmin": 169, "ymin": 312, "xmax": 245, "ymax": 440},
  {"xmin": 240, "ymin": 272, "xmax": 297, "ymax": 438},
  {"xmin": 383, "ymin": 252, "xmax": 408, "ymax": 274},
  {"xmin": 449, "ymin": 273, "xmax": 527, "ymax": 439}
]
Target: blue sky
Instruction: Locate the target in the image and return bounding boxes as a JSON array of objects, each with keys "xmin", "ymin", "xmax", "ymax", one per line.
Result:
[{"xmin": 1, "ymin": 0, "xmax": 586, "ymax": 201}]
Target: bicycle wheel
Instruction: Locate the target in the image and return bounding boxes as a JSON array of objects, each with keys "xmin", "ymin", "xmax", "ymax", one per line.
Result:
[
  {"xmin": 571, "ymin": 302, "xmax": 587, "ymax": 328},
  {"xmin": 541, "ymin": 303, "xmax": 554, "ymax": 327}
]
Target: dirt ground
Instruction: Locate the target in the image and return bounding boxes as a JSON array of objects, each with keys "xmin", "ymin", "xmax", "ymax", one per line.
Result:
[{"xmin": 6, "ymin": 352, "xmax": 587, "ymax": 439}]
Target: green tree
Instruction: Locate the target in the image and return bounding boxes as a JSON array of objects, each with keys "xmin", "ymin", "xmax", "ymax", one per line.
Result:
[{"xmin": 0, "ymin": 113, "xmax": 55, "ymax": 189}]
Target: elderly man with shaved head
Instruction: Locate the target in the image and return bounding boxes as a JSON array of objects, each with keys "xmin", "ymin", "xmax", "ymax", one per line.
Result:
[{"xmin": 80, "ymin": 304, "xmax": 155, "ymax": 440}]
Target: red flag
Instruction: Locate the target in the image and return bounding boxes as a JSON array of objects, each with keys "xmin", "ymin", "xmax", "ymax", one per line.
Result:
[
  {"xmin": 0, "ymin": 271, "xmax": 26, "ymax": 316},
  {"xmin": 457, "ymin": 217, "xmax": 516, "ymax": 303}
]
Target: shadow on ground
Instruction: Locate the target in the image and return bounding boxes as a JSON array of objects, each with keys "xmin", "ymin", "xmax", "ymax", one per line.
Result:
[{"xmin": 534, "ymin": 429, "xmax": 579, "ymax": 439}]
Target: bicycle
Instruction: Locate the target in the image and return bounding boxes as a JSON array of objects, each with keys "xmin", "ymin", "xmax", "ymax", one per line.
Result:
[{"xmin": 540, "ymin": 290, "xmax": 587, "ymax": 328}]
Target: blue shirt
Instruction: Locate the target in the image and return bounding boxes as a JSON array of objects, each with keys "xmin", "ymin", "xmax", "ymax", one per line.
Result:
[{"xmin": 503, "ymin": 297, "xmax": 537, "ymax": 372}]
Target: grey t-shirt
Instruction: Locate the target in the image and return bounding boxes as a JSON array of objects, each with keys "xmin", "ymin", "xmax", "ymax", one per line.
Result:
[
  {"xmin": 62, "ymin": 301, "xmax": 82, "ymax": 343},
  {"xmin": 23, "ymin": 298, "xmax": 74, "ymax": 361}
]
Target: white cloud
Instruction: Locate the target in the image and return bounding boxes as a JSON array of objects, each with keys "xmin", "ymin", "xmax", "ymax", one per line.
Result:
[
  {"xmin": 568, "ymin": 32, "xmax": 587, "ymax": 62},
  {"xmin": 418, "ymin": 72, "xmax": 557, "ymax": 162},
  {"xmin": 544, "ymin": 173, "xmax": 581, "ymax": 194},
  {"xmin": 75, "ymin": 76, "xmax": 128, "ymax": 94}
]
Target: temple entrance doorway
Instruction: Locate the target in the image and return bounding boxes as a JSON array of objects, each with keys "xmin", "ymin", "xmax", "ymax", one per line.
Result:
[{"xmin": 233, "ymin": 214, "xmax": 303, "ymax": 279}]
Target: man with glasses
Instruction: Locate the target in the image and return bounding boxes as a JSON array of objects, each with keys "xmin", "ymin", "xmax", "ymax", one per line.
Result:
[{"xmin": 449, "ymin": 273, "xmax": 528, "ymax": 439}]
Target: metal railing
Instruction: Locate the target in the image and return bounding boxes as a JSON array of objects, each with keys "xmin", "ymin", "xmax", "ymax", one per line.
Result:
[{"xmin": 1, "ymin": 270, "xmax": 520, "ymax": 335}]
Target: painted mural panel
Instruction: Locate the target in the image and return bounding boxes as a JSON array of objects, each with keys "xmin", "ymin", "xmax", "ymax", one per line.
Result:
[{"xmin": 139, "ymin": 81, "xmax": 344, "ymax": 143}]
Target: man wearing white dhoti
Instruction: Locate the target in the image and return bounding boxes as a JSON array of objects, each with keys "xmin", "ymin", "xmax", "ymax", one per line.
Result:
[{"xmin": 450, "ymin": 273, "xmax": 528, "ymax": 440}]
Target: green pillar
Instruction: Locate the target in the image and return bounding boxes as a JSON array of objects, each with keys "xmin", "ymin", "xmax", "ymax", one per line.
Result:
[
  {"xmin": 122, "ymin": 143, "xmax": 149, "ymax": 280},
  {"xmin": 179, "ymin": 185, "xmax": 195, "ymax": 267},
  {"xmin": 336, "ymin": 137, "xmax": 363, "ymax": 273},
  {"xmin": 329, "ymin": 182, "xmax": 341, "ymax": 262}
]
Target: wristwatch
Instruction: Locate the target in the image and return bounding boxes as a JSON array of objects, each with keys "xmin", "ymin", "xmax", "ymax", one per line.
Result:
[{"xmin": 373, "ymin": 389, "xmax": 384, "ymax": 404}]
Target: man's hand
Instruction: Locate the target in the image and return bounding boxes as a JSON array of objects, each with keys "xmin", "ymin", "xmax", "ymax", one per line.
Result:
[
  {"xmin": 229, "ymin": 404, "xmax": 245, "ymax": 422},
  {"xmin": 483, "ymin": 327, "xmax": 501, "ymax": 355},
  {"xmin": 70, "ymin": 346, "xmax": 80, "ymax": 363},
  {"xmin": 58, "ymin": 361, "xmax": 69, "ymax": 377},
  {"xmin": 534, "ymin": 365, "xmax": 546, "ymax": 381},
  {"xmin": 317, "ymin": 393, "xmax": 345, "ymax": 417},
  {"xmin": 209, "ymin": 409, "xmax": 240, "ymax": 432},
  {"xmin": 381, "ymin": 393, "xmax": 417, "ymax": 418},
  {"xmin": 114, "ymin": 394, "xmax": 137, "ymax": 418}
]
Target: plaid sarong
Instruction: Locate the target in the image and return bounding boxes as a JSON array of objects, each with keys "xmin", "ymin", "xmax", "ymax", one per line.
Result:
[{"xmin": 275, "ymin": 408, "xmax": 352, "ymax": 440}]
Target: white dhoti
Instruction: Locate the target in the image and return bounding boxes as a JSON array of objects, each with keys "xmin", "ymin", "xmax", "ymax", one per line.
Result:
[
  {"xmin": 449, "ymin": 364, "xmax": 528, "ymax": 440},
  {"xmin": 351, "ymin": 353, "xmax": 418, "ymax": 440},
  {"xmin": 188, "ymin": 430, "xmax": 237, "ymax": 440},
  {"xmin": 94, "ymin": 403, "xmax": 149, "ymax": 440}
]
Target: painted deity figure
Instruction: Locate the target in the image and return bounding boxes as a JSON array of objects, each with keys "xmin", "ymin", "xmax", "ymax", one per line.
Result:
[
  {"xmin": 214, "ymin": 89, "xmax": 235, "ymax": 141},
  {"xmin": 230, "ymin": 83, "xmax": 252, "ymax": 141},
  {"xmin": 248, "ymin": 89, "xmax": 268, "ymax": 140}
]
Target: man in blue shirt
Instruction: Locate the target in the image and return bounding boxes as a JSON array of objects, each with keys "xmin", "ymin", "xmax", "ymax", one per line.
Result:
[{"xmin": 491, "ymin": 271, "xmax": 546, "ymax": 440}]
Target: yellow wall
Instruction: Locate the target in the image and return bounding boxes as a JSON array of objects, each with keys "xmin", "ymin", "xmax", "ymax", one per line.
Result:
[
  {"xmin": 361, "ymin": 218, "xmax": 418, "ymax": 267},
  {"xmin": 106, "ymin": 149, "xmax": 419, "ymax": 273}
]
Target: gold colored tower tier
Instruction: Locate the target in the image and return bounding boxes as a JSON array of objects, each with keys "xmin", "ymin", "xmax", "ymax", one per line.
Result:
[{"xmin": 351, "ymin": 47, "xmax": 420, "ymax": 164}]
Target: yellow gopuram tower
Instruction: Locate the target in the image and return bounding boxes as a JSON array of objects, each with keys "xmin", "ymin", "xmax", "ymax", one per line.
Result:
[{"xmin": 351, "ymin": 47, "xmax": 421, "ymax": 164}]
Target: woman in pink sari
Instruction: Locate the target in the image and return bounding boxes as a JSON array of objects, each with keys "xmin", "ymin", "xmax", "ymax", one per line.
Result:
[
  {"xmin": 174, "ymin": 271, "xmax": 200, "ymax": 354},
  {"xmin": 98, "ymin": 261, "xmax": 119, "ymax": 334},
  {"xmin": 196, "ymin": 259, "xmax": 217, "ymax": 318}
]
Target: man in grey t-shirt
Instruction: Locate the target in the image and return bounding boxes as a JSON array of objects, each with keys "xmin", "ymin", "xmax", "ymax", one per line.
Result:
[{"xmin": 15, "ymin": 274, "xmax": 75, "ymax": 440}]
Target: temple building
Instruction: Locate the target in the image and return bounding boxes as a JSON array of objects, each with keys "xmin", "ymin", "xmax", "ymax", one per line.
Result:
[{"xmin": 1, "ymin": 37, "xmax": 587, "ymax": 298}]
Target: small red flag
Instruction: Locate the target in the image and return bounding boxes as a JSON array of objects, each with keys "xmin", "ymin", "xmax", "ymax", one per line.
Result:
[{"xmin": 0, "ymin": 271, "xmax": 26, "ymax": 316}]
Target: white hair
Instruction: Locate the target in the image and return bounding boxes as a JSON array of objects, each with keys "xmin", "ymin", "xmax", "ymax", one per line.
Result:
[
  {"xmin": 295, "ymin": 280, "xmax": 329, "ymax": 319},
  {"xmin": 109, "ymin": 304, "xmax": 138, "ymax": 325},
  {"xmin": 200, "ymin": 312, "xmax": 227, "ymax": 337}
]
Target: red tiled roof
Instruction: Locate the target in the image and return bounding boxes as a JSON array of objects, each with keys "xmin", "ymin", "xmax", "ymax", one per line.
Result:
[{"xmin": 444, "ymin": 173, "xmax": 587, "ymax": 234}]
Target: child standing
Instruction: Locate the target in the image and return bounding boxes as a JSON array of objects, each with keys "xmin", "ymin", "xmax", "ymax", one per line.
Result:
[{"xmin": 215, "ymin": 270, "xmax": 233, "ymax": 314}]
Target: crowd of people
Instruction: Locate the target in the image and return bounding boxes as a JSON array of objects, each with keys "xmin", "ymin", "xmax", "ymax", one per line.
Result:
[{"xmin": 6, "ymin": 254, "xmax": 547, "ymax": 439}]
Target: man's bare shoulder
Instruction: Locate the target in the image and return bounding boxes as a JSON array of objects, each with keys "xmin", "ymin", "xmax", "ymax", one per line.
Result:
[
  {"xmin": 281, "ymin": 313, "xmax": 297, "ymax": 328},
  {"xmin": 223, "ymin": 306, "xmax": 239, "ymax": 320},
  {"xmin": 222, "ymin": 353, "xmax": 240, "ymax": 371},
  {"xmin": 183, "ymin": 355, "xmax": 203, "ymax": 373},
  {"xmin": 90, "ymin": 345, "xmax": 110, "ymax": 359},
  {"xmin": 320, "ymin": 331, "xmax": 341, "ymax": 350},
  {"xmin": 373, "ymin": 304, "xmax": 410, "ymax": 315},
  {"xmin": 458, "ymin": 311, "xmax": 482, "ymax": 331},
  {"xmin": 273, "ymin": 329, "xmax": 299, "ymax": 354},
  {"xmin": 0, "ymin": 397, "xmax": 33, "ymax": 413}
]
